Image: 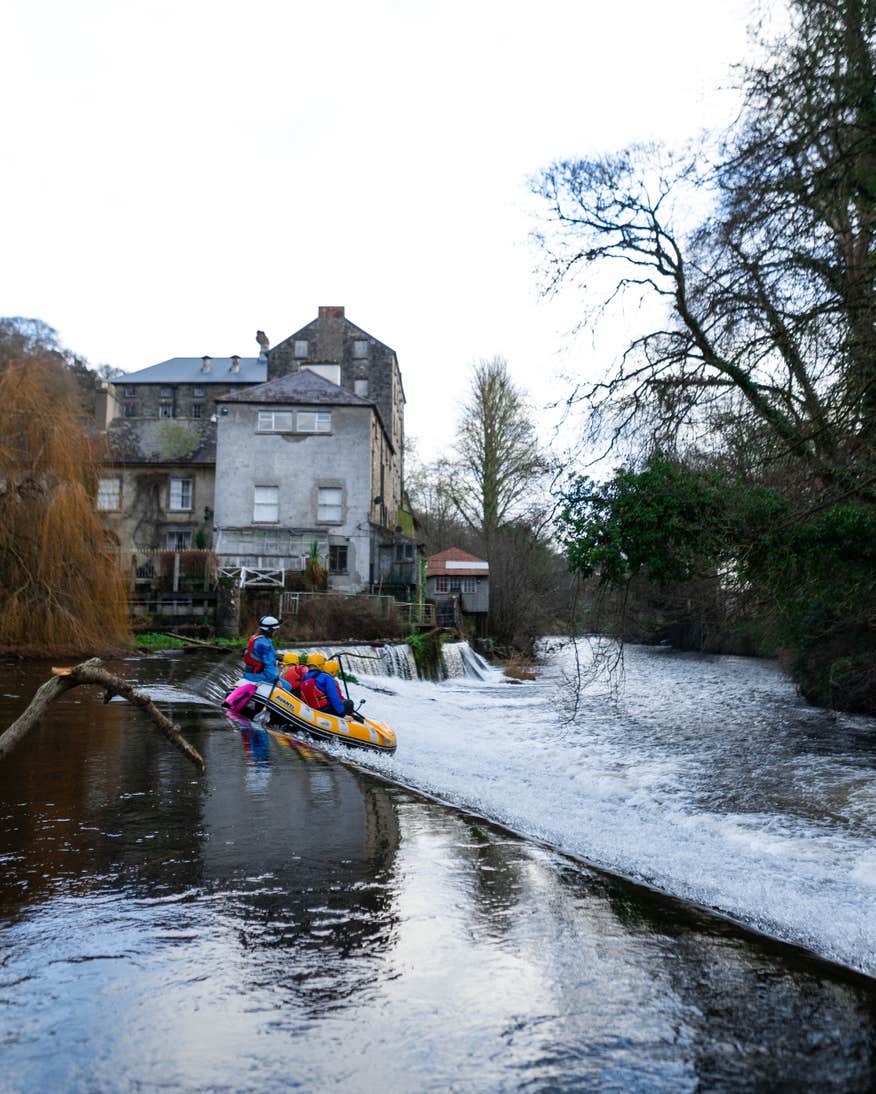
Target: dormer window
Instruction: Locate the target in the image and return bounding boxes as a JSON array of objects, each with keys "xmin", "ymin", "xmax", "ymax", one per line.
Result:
[{"xmin": 201, "ymin": 356, "xmax": 212, "ymax": 373}]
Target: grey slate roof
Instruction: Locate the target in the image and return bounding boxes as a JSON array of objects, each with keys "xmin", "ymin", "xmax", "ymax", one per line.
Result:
[
  {"xmin": 216, "ymin": 368, "xmax": 372, "ymax": 406},
  {"xmin": 115, "ymin": 357, "xmax": 266, "ymax": 385},
  {"xmin": 106, "ymin": 418, "xmax": 217, "ymax": 464}
]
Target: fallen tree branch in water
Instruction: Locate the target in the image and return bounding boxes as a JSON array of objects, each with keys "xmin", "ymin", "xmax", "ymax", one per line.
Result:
[{"xmin": 0, "ymin": 657, "xmax": 205, "ymax": 772}]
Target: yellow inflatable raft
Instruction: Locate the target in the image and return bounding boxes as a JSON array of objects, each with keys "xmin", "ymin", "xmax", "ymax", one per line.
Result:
[{"xmin": 252, "ymin": 680, "xmax": 397, "ymax": 754}]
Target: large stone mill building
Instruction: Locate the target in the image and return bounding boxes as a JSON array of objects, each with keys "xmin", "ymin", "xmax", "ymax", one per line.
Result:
[{"xmin": 97, "ymin": 306, "xmax": 419, "ymax": 597}]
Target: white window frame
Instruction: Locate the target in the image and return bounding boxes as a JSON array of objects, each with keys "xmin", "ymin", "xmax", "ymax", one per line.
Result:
[
  {"xmin": 97, "ymin": 477, "xmax": 121, "ymax": 511},
  {"xmin": 317, "ymin": 487, "xmax": 343, "ymax": 523},
  {"xmin": 461, "ymin": 578, "xmax": 476, "ymax": 594},
  {"xmin": 434, "ymin": 575, "xmax": 448, "ymax": 593},
  {"xmin": 253, "ymin": 485, "xmax": 279, "ymax": 523},
  {"xmin": 296, "ymin": 411, "xmax": 331, "ymax": 433},
  {"xmin": 169, "ymin": 477, "xmax": 192, "ymax": 511},
  {"xmin": 159, "ymin": 404, "xmax": 173, "ymax": 418},
  {"xmin": 165, "ymin": 530, "xmax": 192, "ymax": 550},
  {"xmin": 258, "ymin": 410, "xmax": 293, "ymax": 432},
  {"xmin": 256, "ymin": 410, "xmax": 331, "ymax": 433}
]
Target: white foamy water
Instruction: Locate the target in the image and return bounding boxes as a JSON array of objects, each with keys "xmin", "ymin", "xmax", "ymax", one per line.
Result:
[{"xmin": 299, "ymin": 639, "xmax": 876, "ymax": 978}]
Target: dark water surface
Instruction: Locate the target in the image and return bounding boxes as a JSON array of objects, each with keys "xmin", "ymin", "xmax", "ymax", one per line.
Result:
[{"xmin": 1, "ymin": 653, "xmax": 875, "ymax": 1092}]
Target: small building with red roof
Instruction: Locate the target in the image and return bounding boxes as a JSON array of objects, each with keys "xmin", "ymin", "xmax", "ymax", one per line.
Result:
[{"xmin": 425, "ymin": 547, "xmax": 490, "ymax": 632}]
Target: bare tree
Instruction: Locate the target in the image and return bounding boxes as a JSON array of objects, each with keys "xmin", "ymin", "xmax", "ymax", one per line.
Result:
[{"xmin": 533, "ymin": 0, "xmax": 876, "ymax": 505}]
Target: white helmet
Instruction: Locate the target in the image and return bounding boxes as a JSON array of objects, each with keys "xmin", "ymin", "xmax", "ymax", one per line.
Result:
[{"xmin": 259, "ymin": 615, "xmax": 281, "ymax": 633}]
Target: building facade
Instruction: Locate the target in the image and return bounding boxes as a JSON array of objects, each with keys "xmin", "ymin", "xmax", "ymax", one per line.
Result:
[
  {"xmin": 424, "ymin": 548, "xmax": 490, "ymax": 634},
  {"xmin": 99, "ymin": 307, "xmax": 417, "ymax": 595}
]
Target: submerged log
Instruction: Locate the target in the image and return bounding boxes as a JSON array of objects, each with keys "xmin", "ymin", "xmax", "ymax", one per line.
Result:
[{"xmin": 0, "ymin": 657, "xmax": 205, "ymax": 772}]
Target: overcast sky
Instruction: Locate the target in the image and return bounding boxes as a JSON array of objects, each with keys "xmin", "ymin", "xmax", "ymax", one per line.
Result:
[{"xmin": 2, "ymin": 0, "xmax": 753, "ymax": 461}]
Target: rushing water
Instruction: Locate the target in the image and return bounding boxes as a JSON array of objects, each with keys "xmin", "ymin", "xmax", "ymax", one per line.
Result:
[{"xmin": 1, "ymin": 643, "xmax": 875, "ymax": 1091}]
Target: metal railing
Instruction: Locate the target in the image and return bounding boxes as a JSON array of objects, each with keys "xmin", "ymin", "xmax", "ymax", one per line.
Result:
[
  {"xmin": 219, "ymin": 566, "xmax": 285, "ymax": 588},
  {"xmin": 397, "ymin": 602, "xmax": 435, "ymax": 626}
]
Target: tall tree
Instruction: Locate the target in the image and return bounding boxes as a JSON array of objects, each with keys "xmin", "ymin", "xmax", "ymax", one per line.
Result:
[
  {"xmin": 0, "ymin": 319, "xmax": 130, "ymax": 654},
  {"xmin": 448, "ymin": 357, "xmax": 545, "ymax": 541},
  {"xmin": 537, "ymin": 0, "xmax": 876, "ymax": 711},
  {"xmin": 533, "ymin": 0, "xmax": 876, "ymax": 504}
]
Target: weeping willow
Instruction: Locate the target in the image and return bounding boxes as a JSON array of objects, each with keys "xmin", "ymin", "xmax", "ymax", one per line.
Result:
[{"xmin": 0, "ymin": 352, "xmax": 130, "ymax": 654}]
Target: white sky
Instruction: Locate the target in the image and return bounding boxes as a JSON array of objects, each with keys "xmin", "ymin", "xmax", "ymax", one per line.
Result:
[{"xmin": 2, "ymin": 0, "xmax": 753, "ymax": 462}]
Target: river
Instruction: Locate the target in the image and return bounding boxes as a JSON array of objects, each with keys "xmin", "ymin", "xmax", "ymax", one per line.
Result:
[{"xmin": 1, "ymin": 641, "xmax": 875, "ymax": 1091}]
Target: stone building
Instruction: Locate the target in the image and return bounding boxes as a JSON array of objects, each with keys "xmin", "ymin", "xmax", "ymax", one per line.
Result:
[{"xmin": 99, "ymin": 306, "xmax": 417, "ymax": 595}]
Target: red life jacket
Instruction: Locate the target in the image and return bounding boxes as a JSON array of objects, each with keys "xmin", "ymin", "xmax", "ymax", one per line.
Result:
[
  {"xmin": 281, "ymin": 664, "xmax": 308, "ymax": 688},
  {"xmin": 243, "ymin": 634, "xmax": 264, "ymax": 673},
  {"xmin": 300, "ymin": 671, "xmax": 329, "ymax": 710}
]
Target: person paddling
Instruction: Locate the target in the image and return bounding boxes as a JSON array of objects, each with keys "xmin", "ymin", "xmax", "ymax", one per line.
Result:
[
  {"xmin": 242, "ymin": 615, "xmax": 293, "ymax": 693},
  {"xmin": 300, "ymin": 655, "xmax": 356, "ymax": 717}
]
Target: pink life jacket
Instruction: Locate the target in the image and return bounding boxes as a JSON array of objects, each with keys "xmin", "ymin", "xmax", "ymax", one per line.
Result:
[{"xmin": 223, "ymin": 681, "xmax": 257, "ymax": 713}]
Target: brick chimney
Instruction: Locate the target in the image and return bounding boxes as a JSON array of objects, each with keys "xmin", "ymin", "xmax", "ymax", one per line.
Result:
[{"xmin": 318, "ymin": 306, "xmax": 345, "ymax": 319}]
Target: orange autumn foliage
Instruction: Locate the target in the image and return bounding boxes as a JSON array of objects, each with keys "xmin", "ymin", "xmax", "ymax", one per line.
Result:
[{"xmin": 0, "ymin": 348, "xmax": 130, "ymax": 654}]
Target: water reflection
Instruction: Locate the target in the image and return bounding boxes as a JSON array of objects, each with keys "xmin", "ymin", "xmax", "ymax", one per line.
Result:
[{"xmin": 1, "ymin": 656, "xmax": 875, "ymax": 1091}]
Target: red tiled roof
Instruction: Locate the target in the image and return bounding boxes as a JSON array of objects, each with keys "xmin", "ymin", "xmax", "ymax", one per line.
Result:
[{"xmin": 425, "ymin": 547, "xmax": 490, "ymax": 577}]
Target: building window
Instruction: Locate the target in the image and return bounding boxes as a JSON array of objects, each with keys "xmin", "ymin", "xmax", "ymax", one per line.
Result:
[
  {"xmin": 258, "ymin": 410, "xmax": 293, "ymax": 432},
  {"xmin": 296, "ymin": 411, "xmax": 331, "ymax": 433},
  {"xmin": 317, "ymin": 487, "xmax": 343, "ymax": 523},
  {"xmin": 354, "ymin": 379, "xmax": 369, "ymax": 398},
  {"xmin": 159, "ymin": 404, "xmax": 173, "ymax": 418},
  {"xmin": 193, "ymin": 387, "xmax": 204, "ymax": 397},
  {"xmin": 169, "ymin": 477, "xmax": 192, "ymax": 511},
  {"xmin": 461, "ymin": 578, "xmax": 476, "ymax": 593},
  {"xmin": 165, "ymin": 530, "xmax": 192, "ymax": 550},
  {"xmin": 160, "ymin": 387, "xmax": 173, "ymax": 398},
  {"xmin": 253, "ymin": 485, "xmax": 279, "ymax": 523},
  {"xmin": 352, "ymin": 340, "xmax": 368, "ymax": 358},
  {"xmin": 294, "ymin": 340, "xmax": 308, "ymax": 358},
  {"xmin": 329, "ymin": 544, "xmax": 348, "ymax": 573},
  {"xmin": 192, "ymin": 403, "xmax": 204, "ymax": 418},
  {"xmin": 256, "ymin": 410, "xmax": 331, "ymax": 433},
  {"xmin": 97, "ymin": 477, "xmax": 121, "ymax": 511},
  {"xmin": 124, "ymin": 402, "xmax": 137, "ymax": 417},
  {"xmin": 123, "ymin": 386, "xmax": 136, "ymax": 397},
  {"xmin": 434, "ymin": 575, "xmax": 448, "ymax": 593}
]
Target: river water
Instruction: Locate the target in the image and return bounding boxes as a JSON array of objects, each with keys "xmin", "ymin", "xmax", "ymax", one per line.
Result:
[{"xmin": 1, "ymin": 642, "xmax": 875, "ymax": 1091}]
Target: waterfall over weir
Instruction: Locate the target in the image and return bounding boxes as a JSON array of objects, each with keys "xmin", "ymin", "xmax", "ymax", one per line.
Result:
[{"xmin": 285, "ymin": 640, "xmax": 490, "ymax": 681}]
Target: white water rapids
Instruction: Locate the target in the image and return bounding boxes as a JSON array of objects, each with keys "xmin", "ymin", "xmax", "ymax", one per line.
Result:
[{"xmin": 257, "ymin": 638, "xmax": 876, "ymax": 979}]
